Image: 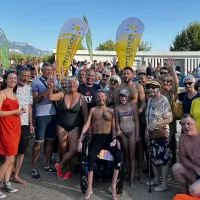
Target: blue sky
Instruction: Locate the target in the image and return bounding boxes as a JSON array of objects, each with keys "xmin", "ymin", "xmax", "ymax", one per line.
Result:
[{"xmin": 0, "ymin": 0, "xmax": 200, "ymax": 52}]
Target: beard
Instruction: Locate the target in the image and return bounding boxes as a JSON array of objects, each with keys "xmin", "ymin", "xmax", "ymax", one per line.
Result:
[
  {"xmin": 97, "ymin": 100, "xmax": 106, "ymax": 106},
  {"xmin": 123, "ymin": 78, "xmax": 132, "ymax": 83}
]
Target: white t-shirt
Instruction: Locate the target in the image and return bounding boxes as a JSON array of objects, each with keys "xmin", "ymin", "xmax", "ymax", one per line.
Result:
[{"xmin": 16, "ymin": 84, "xmax": 33, "ymax": 125}]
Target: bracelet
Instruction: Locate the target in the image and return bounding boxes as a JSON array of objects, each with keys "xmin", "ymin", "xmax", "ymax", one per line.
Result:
[{"xmin": 112, "ymin": 137, "xmax": 117, "ymax": 141}]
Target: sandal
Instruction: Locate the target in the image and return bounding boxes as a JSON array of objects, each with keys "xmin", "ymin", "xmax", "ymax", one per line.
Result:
[
  {"xmin": 154, "ymin": 184, "xmax": 170, "ymax": 192},
  {"xmin": 146, "ymin": 180, "xmax": 159, "ymax": 186}
]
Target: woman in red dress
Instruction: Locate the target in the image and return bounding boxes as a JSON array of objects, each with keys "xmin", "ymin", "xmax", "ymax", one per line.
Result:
[{"xmin": 0, "ymin": 71, "xmax": 25, "ymax": 198}]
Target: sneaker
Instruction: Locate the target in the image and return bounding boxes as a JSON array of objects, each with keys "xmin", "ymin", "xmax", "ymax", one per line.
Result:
[
  {"xmin": 63, "ymin": 172, "xmax": 71, "ymax": 180},
  {"xmin": 0, "ymin": 192, "xmax": 6, "ymax": 199},
  {"xmin": 45, "ymin": 166, "xmax": 57, "ymax": 173},
  {"xmin": 55, "ymin": 163, "xmax": 63, "ymax": 178},
  {"xmin": 31, "ymin": 169, "xmax": 41, "ymax": 179},
  {"xmin": 2, "ymin": 182, "xmax": 18, "ymax": 193}
]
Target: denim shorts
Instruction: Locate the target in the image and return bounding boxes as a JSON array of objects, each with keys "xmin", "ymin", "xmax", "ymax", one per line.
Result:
[{"xmin": 35, "ymin": 115, "xmax": 57, "ymax": 142}]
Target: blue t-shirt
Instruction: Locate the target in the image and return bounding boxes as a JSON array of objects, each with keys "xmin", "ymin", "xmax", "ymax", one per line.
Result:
[
  {"xmin": 32, "ymin": 76, "xmax": 58, "ymax": 116},
  {"xmin": 178, "ymin": 92, "xmax": 200, "ymax": 114}
]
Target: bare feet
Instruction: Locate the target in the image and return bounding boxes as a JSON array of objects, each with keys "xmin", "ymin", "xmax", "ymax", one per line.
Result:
[
  {"xmin": 129, "ymin": 180, "xmax": 135, "ymax": 188},
  {"xmin": 84, "ymin": 188, "xmax": 93, "ymax": 199},
  {"xmin": 109, "ymin": 185, "xmax": 118, "ymax": 200},
  {"xmin": 13, "ymin": 176, "xmax": 26, "ymax": 184},
  {"xmin": 139, "ymin": 177, "xmax": 145, "ymax": 184}
]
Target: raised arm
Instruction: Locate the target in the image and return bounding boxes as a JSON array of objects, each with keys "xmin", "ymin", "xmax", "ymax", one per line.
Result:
[{"xmin": 168, "ymin": 58, "xmax": 179, "ymax": 94}]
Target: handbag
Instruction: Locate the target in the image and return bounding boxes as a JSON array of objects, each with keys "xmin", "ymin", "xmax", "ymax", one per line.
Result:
[
  {"xmin": 150, "ymin": 128, "xmax": 168, "ymax": 139},
  {"xmin": 147, "ymin": 99, "xmax": 168, "ymax": 139},
  {"xmin": 171, "ymin": 93, "xmax": 184, "ymax": 120},
  {"xmin": 172, "ymin": 101, "xmax": 184, "ymax": 120}
]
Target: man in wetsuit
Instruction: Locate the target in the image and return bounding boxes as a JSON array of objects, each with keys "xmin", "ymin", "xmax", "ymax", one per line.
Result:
[
  {"xmin": 77, "ymin": 90, "xmax": 123, "ymax": 200},
  {"xmin": 172, "ymin": 114, "xmax": 200, "ymax": 198}
]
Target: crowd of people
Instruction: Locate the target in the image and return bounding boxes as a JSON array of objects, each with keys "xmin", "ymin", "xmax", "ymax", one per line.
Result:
[{"xmin": 0, "ymin": 56, "xmax": 200, "ymax": 199}]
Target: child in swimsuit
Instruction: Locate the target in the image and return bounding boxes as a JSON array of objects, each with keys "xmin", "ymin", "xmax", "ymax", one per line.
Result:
[{"xmin": 115, "ymin": 89, "xmax": 140, "ymax": 187}]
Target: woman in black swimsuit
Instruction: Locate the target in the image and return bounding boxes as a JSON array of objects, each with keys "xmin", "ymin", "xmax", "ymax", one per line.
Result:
[{"xmin": 47, "ymin": 77, "xmax": 88, "ymax": 179}]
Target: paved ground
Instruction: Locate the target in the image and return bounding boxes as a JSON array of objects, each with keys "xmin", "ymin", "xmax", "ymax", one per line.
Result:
[{"xmin": 5, "ymin": 123, "xmax": 182, "ymax": 200}]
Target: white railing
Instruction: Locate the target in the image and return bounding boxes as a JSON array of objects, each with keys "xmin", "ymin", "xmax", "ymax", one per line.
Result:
[{"xmin": 53, "ymin": 49, "xmax": 200, "ymax": 75}]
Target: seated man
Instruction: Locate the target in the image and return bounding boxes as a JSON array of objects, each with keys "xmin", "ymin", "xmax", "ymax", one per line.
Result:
[
  {"xmin": 78, "ymin": 89, "xmax": 123, "ymax": 200},
  {"xmin": 172, "ymin": 114, "xmax": 200, "ymax": 198}
]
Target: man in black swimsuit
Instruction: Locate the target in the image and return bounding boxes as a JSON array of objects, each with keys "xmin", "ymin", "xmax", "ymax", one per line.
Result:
[
  {"xmin": 78, "ymin": 90, "xmax": 123, "ymax": 200},
  {"xmin": 172, "ymin": 114, "xmax": 200, "ymax": 197}
]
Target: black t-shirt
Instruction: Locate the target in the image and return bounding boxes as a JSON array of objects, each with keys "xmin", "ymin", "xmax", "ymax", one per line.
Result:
[
  {"xmin": 78, "ymin": 84, "xmax": 101, "ymax": 110},
  {"xmin": 178, "ymin": 92, "xmax": 200, "ymax": 114}
]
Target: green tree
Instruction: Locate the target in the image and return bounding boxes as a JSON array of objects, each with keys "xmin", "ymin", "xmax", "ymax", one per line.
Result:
[
  {"xmin": 79, "ymin": 43, "xmax": 86, "ymax": 50},
  {"xmin": 40, "ymin": 54, "xmax": 55, "ymax": 63},
  {"xmin": 96, "ymin": 40, "xmax": 115, "ymax": 51},
  {"xmin": 95, "ymin": 39, "xmax": 152, "ymax": 51},
  {"xmin": 170, "ymin": 21, "xmax": 200, "ymax": 51},
  {"xmin": 138, "ymin": 41, "xmax": 152, "ymax": 51}
]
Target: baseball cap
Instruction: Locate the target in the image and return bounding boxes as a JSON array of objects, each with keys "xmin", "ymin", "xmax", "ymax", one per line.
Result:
[{"xmin": 120, "ymin": 89, "xmax": 130, "ymax": 96}]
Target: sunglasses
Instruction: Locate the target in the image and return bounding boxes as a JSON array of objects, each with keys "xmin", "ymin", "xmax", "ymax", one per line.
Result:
[
  {"xmin": 184, "ymin": 82, "xmax": 193, "ymax": 86},
  {"xmin": 160, "ymin": 72, "xmax": 168, "ymax": 75},
  {"xmin": 110, "ymin": 79, "xmax": 118, "ymax": 84},
  {"xmin": 162, "ymin": 79, "xmax": 171, "ymax": 83},
  {"xmin": 102, "ymin": 74, "xmax": 110, "ymax": 78},
  {"xmin": 146, "ymin": 84, "xmax": 160, "ymax": 89}
]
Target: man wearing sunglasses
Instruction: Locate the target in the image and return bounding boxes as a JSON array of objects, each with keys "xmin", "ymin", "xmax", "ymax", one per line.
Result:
[{"xmin": 99, "ymin": 69, "xmax": 111, "ymax": 92}]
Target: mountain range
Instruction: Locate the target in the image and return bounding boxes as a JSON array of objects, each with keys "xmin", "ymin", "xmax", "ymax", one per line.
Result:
[{"xmin": 8, "ymin": 41, "xmax": 51, "ymax": 56}]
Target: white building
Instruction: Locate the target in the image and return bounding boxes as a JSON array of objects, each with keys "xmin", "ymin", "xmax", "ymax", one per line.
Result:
[{"xmin": 53, "ymin": 49, "xmax": 200, "ymax": 75}]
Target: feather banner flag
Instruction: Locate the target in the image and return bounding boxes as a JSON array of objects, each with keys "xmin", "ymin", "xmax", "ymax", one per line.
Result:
[
  {"xmin": 83, "ymin": 15, "xmax": 93, "ymax": 62},
  {"xmin": 56, "ymin": 18, "xmax": 89, "ymax": 73},
  {"xmin": 0, "ymin": 28, "xmax": 9, "ymax": 69},
  {"xmin": 116, "ymin": 17, "xmax": 144, "ymax": 70}
]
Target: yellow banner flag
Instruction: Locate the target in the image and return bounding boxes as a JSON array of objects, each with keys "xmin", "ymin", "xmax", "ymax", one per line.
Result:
[
  {"xmin": 116, "ymin": 17, "xmax": 144, "ymax": 70},
  {"xmin": 56, "ymin": 18, "xmax": 89, "ymax": 73}
]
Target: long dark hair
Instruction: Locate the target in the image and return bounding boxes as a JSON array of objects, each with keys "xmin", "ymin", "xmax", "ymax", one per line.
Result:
[{"xmin": 0, "ymin": 70, "xmax": 18, "ymax": 93}]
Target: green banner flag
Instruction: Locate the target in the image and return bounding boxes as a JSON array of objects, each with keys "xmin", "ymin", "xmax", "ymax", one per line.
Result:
[
  {"xmin": 0, "ymin": 28, "xmax": 9, "ymax": 69},
  {"xmin": 83, "ymin": 15, "xmax": 93, "ymax": 62}
]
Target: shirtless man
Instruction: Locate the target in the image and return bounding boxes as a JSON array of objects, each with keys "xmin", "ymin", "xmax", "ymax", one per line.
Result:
[
  {"xmin": 172, "ymin": 114, "xmax": 200, "ymax": 198},
  {"xmin": 117, "ymin": 67, "xmax": 145, "ymax": 112},
  {"xmin": 78, "ymin": 89, "xmax": 123, "ymax": 200}
]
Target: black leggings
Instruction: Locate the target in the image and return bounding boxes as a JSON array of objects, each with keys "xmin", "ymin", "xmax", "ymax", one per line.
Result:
[{"xmin": 88, "ymin": 134, "xmax": 123, "ymax": 171}]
